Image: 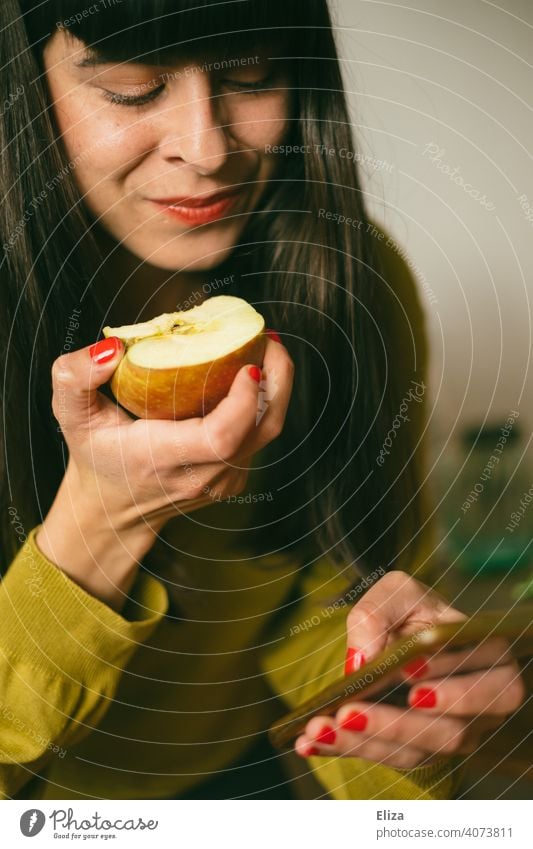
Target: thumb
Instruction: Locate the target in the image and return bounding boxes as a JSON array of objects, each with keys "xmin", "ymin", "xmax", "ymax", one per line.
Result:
[
  {"xmin": 344, "ymin": 603, "xmax": 390, "ymax": 676},
  {"xmin": 343, "ymin": 571, "xmax": 455, "ymax": 676},
  {"xmin": 51, "ymin": 337, "xmax": 125, "ymax": 431}
]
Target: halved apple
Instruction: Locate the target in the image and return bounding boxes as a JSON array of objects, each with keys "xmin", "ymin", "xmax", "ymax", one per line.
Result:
[{"xmin": 103, "ymin": 295, "xmax": 266, "ymax": 419}]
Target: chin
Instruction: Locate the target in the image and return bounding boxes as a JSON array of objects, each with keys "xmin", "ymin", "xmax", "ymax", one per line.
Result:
[{"xmin": 128, "ymin": 228, "xmax": 245, "ymax": 271}]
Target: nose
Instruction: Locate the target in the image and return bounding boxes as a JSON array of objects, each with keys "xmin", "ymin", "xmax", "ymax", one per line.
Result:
[{"xmin": 159, "ymin": 73, "xmax": 229, "ymax": 175}]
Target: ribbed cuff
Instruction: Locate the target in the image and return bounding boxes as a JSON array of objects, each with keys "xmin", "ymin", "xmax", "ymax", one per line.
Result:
[
  {"xmin": 0, "ymin": 527, "xmax": 168, "ymax": 681},
  {"xmin": 388, "ymin": 755, "xmax": 456, "ymax": 797},
  {"xmin": 308, "ymin": 753, "xmax": 456, "ymax": 800}
]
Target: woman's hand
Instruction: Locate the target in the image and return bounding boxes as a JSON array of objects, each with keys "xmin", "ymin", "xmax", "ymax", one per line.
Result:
[
  {"xmin": 50, "ymin": 332, "xmax": 293, "ymax": 527},
  {"xmin": 295, "ymin": 570, "xmax": 526, "ymax": 767},
  {"xmin": 37, "ymin": 331, "xmax": 294, "ymax": 610}
]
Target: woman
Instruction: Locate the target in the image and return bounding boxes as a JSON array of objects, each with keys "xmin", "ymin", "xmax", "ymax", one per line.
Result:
[{"xmin": 0, "ymin": 0, "xmax": 525, "ymax": 800}]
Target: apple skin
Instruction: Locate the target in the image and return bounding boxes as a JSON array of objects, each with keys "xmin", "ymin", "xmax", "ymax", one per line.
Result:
[{"xmin": 111, "ymin": 332, "xmax": 266, "ymax": 420}]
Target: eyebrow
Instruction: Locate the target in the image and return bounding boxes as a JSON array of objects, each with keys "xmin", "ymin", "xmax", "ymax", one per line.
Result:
[{"xmin": 73, "ymin": 50, "xmax": 110, "ymax": 68}]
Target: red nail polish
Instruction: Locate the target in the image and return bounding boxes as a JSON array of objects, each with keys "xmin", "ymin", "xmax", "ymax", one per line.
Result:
[
  {"xmin": 340, "ymin": 710, "xmax": 368, "ymax": 732},
  {"xmin": 300, "ymin": 745, "xmax": 320, "ymax": 757},
  {"xmin": 402, "ymin": 657, "xmax": 429, "ymax": 680},
  {"xmin": 248, "ymin": 365, "xmax": 262, "ymax": 383},
  {"xmin": 89, "ymin": 337, "xmax": 121, "ymax": 364},
  {"xmin": 315, "ymin": 725, "xmax": 336, "ymax": 745},
  {"xmin": 266, "ymin": 328, "xmax": 282, "ymax": 344},
  {"xmin": 411, "ymin": 687, "xmax": 437, "ymax": 709},
  {"xmin": 345, "ymin": 647, "xmax": 366, "ymax": 676}
]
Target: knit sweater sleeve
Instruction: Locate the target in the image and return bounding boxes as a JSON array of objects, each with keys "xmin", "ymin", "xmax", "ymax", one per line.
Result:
[{"xmin": 0, "ymin": 527, "xmax": 168, "ymax": 799}]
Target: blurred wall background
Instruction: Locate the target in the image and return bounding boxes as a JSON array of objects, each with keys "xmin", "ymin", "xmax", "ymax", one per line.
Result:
[{"xmin": 332, "ymin": 0, "xmax": 532, "ymax": 447}]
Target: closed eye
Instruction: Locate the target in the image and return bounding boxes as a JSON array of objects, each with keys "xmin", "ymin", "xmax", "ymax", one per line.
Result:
[
  {"xmin": 101, "ymin": 84, "xmax": 165, "ymax": 107},
  {"xmin": 220, "ymin": 74, "xmax": 277, "ymax": 93},
  {"xmin": 100, "ymin": 73, "xmax": 279, "ymax": 107}
]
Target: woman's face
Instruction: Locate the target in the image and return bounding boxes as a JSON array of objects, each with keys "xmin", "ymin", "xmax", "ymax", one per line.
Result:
[{"xmin": 43, "ymin": 30, "xmax": 292, "ymax": 271}]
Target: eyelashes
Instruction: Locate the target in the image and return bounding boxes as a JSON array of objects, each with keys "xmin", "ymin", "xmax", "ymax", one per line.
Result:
[
  {"xmin": 101, "ymin": 85, "xmax": 165, "ymax": 107},
  {"xmin": 101, "ymin": 74, "xmax": 278, "ymax": 107},
  {"xmin": 220, "ymin": 73, "xmax": 277, "ymax": 94}
]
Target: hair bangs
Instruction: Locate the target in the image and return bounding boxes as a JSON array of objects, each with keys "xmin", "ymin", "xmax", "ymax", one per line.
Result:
[{"xmin": 22, "ymin": 0, "xmax": 324, "ymax": 67}]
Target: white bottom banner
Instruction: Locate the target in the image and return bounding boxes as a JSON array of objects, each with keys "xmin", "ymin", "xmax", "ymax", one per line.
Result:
[{"xmin": 1, "ymin": 799, "xmax": 530, "ymax": 847}]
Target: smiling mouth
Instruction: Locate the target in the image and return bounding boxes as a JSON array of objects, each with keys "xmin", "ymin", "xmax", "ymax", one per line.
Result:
[
  {"xmin": 149, "ymin": 188, "xmax": 246, "ymax": 224},
  {"xmin": 150, "ymin": 187, "xmax": 243, "ymax": 207}
]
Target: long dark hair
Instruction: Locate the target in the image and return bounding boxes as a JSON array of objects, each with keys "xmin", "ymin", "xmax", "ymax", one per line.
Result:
[{"xmin": 1, "ymin": 0, "xmax": 428, "ymax": 590}]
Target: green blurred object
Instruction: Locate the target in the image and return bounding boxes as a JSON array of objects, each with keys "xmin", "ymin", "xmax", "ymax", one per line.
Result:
[
  {"xmin": 511, "ymin": 571, "xmax": 533, "ymax": 600},
  {"xmin": 439, "ymin": 419, "xmax": 533, "ymax": 574}
]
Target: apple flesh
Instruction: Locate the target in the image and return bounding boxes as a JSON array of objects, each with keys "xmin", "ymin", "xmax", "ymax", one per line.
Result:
[{"xmin": 103, "ymin": 295, "xmax": 266, "ymax": 419}]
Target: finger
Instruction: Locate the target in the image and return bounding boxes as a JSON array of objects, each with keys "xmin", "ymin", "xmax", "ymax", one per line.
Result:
[
  {"xmin": 345, "ymin": 570, "xmax": 466, "ymax": 668},
  {"xmin": 295, "ymin": 724, "xmax": 427, "ymax": 769},
  {"xmin": 219, "ymin": 334, "xmax": 295, "ymax": 462},
  {"xmin": 334, "ymin": 700, "xmax": 480, "ymax": 757},
  {"xmin": 145, "ymin": 361, "xmax": 263, "ymax": 466},
  {"xmin": 244, "ymin": 335, "xmax": 295, "ymax": 452},
  {"xmin": 400, "ymin": 637, "xmax": 514, "ymax": 683},
  {"xmin": 147, "ymin": 336, "xmax": 295, "ymax": 467},
  {"xmin": 51, "ymin": 338, "xmax": 127, "ymax": 431},
  {"xmin": 406, "ymin": 663, "xmax": 527, "ymax": 717}
]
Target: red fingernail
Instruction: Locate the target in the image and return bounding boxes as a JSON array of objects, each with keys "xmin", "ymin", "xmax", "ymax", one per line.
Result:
[
  {"xmin": 402, "ymin": 657, "xmax": 429, "ymax": 680},
  {"xmin": 410, "ymin": 687, "xmax": 437, "ymax": 709},
  {"xmin": 89, "ymin": 337, "xmax": 121, "ymax": 364},
  {"xmin": 248, "ymin": 365, "xmax": 262, "ymax": 383},
  {"xmin": 299, "ymin": 745, "xmax": 320, "ymax": 757},
  {"xmin": 340, "ymin": 710, "xmax": 368, "ymax": 732},
  {"xmin": 345, "ymin": 647, "xmax": 366, "ymax": 676},
  {"xmin": 315, "ymin": 725, "xmax": 336, "ymax": 745},
  {"xmin": 266, "ymin": 328, "xmax": 282, "ymax": 344}
]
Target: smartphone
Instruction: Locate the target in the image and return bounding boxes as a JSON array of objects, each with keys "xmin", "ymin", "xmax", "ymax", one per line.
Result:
[{"xmin": 268, "ymin": 603, "xmax": 533, "ymax": 751}]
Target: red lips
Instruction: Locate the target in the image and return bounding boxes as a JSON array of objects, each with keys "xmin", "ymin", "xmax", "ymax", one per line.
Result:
[
  {"xmin": 150, "ymin": 187, "xmax": 241, "ymax": 207},
  {"xmin": 149, "ymin": 186, "xmax": 245, "ymax": 225}
]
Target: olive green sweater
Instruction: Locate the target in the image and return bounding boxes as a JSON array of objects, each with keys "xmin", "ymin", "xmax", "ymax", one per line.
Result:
[
  {"xmin": 0, "ymin": 235, "xmax": 462, "ymax": 800},
  {"xmin": 0, "ymin": 517, "xmax": 460, "ymax": 800}
]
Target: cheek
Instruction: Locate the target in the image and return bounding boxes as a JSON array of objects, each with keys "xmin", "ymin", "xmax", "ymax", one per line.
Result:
[
  {"xmin": 52, "ymin": 95, "xmax": 154, "ymax": 190},
  {"xmin": 231, "ymin": 95, "xmax": 291, "ymax": 152}
]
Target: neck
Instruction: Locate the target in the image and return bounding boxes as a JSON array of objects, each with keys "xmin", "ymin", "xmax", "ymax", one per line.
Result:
[{"xmin": 93, "ymin": 229, "xmax": 208, "ymax": 325}]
